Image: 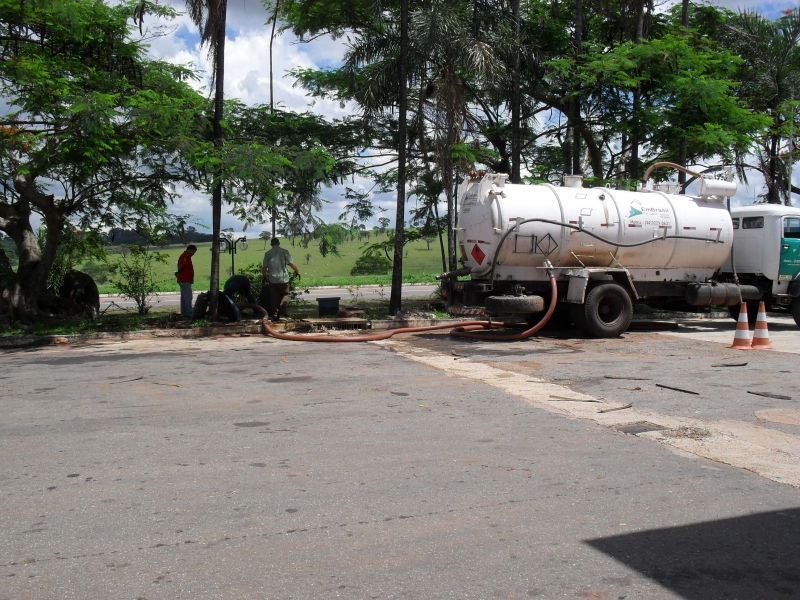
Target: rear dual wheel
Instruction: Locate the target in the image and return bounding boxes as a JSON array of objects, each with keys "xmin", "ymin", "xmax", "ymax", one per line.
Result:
[{"xmin": 571, "ymin": 282, "xmax": 633, "ymax": 338}]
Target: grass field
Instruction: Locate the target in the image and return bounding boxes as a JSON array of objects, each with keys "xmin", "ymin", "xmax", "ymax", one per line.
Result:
[{"xmin": 97, "ymin": 235, "xmax": 447, "ymax": 293}]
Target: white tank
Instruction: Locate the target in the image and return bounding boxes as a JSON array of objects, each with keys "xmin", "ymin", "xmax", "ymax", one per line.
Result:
[{"xmin": 457, "ymin": 174, "xmax": 733, "ymax": 282}]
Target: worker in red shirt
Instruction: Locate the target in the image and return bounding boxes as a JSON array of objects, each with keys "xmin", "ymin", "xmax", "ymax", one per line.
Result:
[{"xmin": 176, "ymin": 245, "xmax": 197, "ymax": 318}]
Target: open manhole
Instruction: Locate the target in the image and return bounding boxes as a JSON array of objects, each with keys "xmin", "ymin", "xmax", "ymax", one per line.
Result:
[{"xmin": 613, "ymin": 422, "xmax": 669, "ymax": 435}]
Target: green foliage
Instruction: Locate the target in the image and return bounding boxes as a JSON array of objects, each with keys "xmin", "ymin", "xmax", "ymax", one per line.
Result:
[
  {"xmin": 303, "ymin": 223, "xmax": 352, "ymax": 257},
  {"xmin": 350, "ymin": 254, "xmax": 392, "ymax": 276},
  {"xmin": 235, "ymin": 262, "xmax": 263, "ymax": 293},
  {"xmin": 221, "ymin": 103, "xmax": 364, "ymax": 234},
  {"xmin": 37, "ymin": 225, "xmax": 106, "ymax": 295},
  {"xmin": 80, "ymin": 261, "xmax": 111, "ymax": 285},
  {"xmin": 109, "ymin": 246, "xmax": 167, "ymax": 314}
]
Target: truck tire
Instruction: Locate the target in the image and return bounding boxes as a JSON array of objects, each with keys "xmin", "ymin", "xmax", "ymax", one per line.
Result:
[
  {"xmin": 576, "ymin": 283, "xmax": 633, "ymax": 338},
  {"xmin": 727, "ymin": 302, "xmax": 759, "ymax": 325},
  {"xmin": 485, "ymin": 295, "xmax": 545, "ymax": 314},
  {"xmin": 792, "ymin": 298, "xmax": 800, "ymax": 328}
]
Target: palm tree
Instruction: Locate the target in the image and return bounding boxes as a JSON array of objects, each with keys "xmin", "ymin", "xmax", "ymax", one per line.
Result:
[
  {"xmin": 408, "ymin": 0, "xmax": 501, "ymax": 269},
  {"xmin": 725, "ymin": 10, "xmax": 800, "ymax": 204},
  {"xmin": 184, "ymin": 0, "xmax": 227, "ymax": 317}
]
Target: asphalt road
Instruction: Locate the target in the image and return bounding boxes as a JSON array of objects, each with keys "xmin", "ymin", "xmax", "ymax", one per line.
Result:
[
  {"xmin": 101, "ymin": 284, "xmax": 439, "ymax": 311},
  {"xmin": 1, "ymin": 328, "xmax": 798, "ymax": 598}
]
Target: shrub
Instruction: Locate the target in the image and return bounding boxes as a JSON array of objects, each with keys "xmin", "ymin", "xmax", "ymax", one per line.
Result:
[
  {"xmin": 350, "ymin": 254, "xmax": 392, "ymax": 276},
  {"xmin": 109, "ymin": 246, "xmax": 167, "ymax": 314}
]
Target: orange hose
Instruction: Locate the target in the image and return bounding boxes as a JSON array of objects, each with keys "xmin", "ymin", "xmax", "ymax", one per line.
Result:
[
  {"xmin": 260, "ymin": 273, "xmax": 557, "ymax": 343},
  {"xmin": 449, "ymin": 273, "xmax": 558, "ymax": 340},
  {"xmin": 261, "ymin": 318, "xmax": 498, "ymax": 342}
]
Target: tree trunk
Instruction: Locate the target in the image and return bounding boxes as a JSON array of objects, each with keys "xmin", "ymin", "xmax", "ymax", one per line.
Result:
[
  {"xmin": 629, "ymin": 0, "xmax": 645, "ymax": 186},
  {"xmin": 579, "ymin": 123, "xmax": 603, "ymax": 180},
  {"xmin": 270, "ymin": 3, "xmax": 278, "ymax": 239},
  {"xmin": 270, "ymin": 4, "xmax": 278, "ymax": 111},
  {"xmin": 209, "ymin": 0, "xmax": 227, "ymax": 319},
  {"xmin": 444, "ymin": 171, "xmax": 456, "ymax": 270},
  {"xmin": 678, "ymin": 0, "xmax": 689, "ymax": 193},
  {"xmin": 510, "ymin": 0, "xmax": 521, "ymax": 183},
  {"xmin": 0, "ymin": 173, "xmax": 64, "ymax": 320},
  {"xmin": 572, "ymin": 0, "xmax": 583, "ymax": 176},
  {"xmin": 389, "ymin": 0, "xmax": 408, "ymax": 316},
  {"xmin": 433, "ymin": 198, "xmax": 447, "ymax": 273},
  {"xmin": 768, "ymin": 133, "xmax": 780, "ymax": 203}
]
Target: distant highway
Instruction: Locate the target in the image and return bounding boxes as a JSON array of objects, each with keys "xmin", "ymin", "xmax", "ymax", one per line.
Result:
[{"xmin": 100, "ymin": 284, "xmax": 440, "ymax": 311}]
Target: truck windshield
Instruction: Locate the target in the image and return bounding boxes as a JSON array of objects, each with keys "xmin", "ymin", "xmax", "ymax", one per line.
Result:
[{"xmin": 785, "ymin": 218, "xmax": 800, "ymax": 239}]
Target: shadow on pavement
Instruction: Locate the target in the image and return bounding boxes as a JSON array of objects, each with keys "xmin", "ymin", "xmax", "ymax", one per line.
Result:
[{"xmin": 585, "ymin": 508, "xmax": 800, "ymax": 598}]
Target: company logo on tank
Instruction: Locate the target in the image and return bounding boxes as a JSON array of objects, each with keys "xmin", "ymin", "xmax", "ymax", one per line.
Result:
[{"xmin": 629, "ymin": 199, "xmax": 670, "ymax": 218}]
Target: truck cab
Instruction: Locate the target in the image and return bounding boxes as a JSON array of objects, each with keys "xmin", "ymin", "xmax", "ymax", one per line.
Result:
[{"xmin": 721, "ymin": 205, "xmax": 800, "ymax": 326}]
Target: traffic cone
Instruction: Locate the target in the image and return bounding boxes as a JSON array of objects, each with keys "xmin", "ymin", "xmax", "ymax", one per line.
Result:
[
  {"xmin": 750, "ymin": 301, "xmax": 773, "ymax": 349},
  {"xmin": 729, "ymin": 302, "xmax": 753, "ymax": 350}
]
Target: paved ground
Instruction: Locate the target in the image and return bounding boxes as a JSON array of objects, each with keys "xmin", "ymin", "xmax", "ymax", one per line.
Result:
[
  {"xmin": 656, "ymin": 314, "xmax": 800, "ymax": 354},
  {"xmin": 1, "ymin": 325, "xmax": 798, "ymax": 599}
]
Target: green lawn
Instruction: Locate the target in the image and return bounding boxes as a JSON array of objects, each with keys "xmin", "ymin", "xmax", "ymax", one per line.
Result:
[{"xmin": 98, "ymin": 235, "xmax": 447, "ymax": 293}]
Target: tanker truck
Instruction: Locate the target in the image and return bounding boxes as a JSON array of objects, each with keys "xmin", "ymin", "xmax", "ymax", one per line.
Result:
[{"xmin": 440, "ymin": 171, "xmax": 764, "ymax": 337}]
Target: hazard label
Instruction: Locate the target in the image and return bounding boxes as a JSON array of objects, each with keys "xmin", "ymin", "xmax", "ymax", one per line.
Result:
[{"xmin": 471, "ymin": 244, "xmax": 486, "ymax": 265}]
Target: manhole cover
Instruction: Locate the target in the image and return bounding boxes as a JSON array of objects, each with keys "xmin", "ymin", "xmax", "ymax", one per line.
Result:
[{"xmin": 614, "ymin": 422, "xmax": 668, "ymax": 435}]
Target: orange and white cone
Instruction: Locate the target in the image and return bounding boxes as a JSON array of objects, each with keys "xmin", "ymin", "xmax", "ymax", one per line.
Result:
[
  {"xmin": 750, "ymin": 301, "xmax": 773, "ymax": 349},
  {"xmin": 729, "ymin": 302, "xmax": 753, "ymax": 350}
]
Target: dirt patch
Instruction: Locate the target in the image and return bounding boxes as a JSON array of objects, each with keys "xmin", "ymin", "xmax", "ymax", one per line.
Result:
[{"xmin": 661, "ymin": 426, "xmax": 711, "ymax": 441}]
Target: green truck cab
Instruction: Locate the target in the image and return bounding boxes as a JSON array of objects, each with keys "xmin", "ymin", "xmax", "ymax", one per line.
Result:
[{"xmin": 721, "ymin": 205, "xmax": 800, "ymax": 327}]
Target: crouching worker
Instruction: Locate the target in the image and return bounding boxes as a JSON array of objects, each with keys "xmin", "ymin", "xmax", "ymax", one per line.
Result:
[
  {"xmin": 222, "ymin": 274, "xmax": 256, "ymax": 304},
  {"xmin": 262, "ymin": 238, "xmax": 300, "ymax": 321}
]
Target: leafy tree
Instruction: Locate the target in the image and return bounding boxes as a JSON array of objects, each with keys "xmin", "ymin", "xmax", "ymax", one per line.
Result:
[
  {"xmin": 0, "ymin": 0, "xmax": 205, "ymax": 320},
  {"xmin": 223, "ymin": 103, "xmax": 360, "ymax": 235}
]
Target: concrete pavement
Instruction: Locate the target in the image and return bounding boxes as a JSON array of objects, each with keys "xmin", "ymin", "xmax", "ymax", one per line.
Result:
[{"xmin": 1, "ymin": 331, "xmax": 798, "ymax": 598}]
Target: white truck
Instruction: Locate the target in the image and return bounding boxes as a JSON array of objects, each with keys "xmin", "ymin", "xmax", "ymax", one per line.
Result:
[
  {"xmin": 440, "ymin": 171, "xmax": 773, "ymax": 337},
  {"xmin": 720, "ymin": 204, "xmax": 800, "ymax": 326}
]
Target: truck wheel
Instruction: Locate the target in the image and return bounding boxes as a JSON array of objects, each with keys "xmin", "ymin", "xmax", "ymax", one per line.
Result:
[
  {"xmin": 485, "ymin": 295, "xmax": 545, "ymax": 314},
  {"xmin": 792, "ymin": 298, "xmax": 800, "ymax": 328},
  {"xmin": 578, "ymin": 283, "xmax": 633, "ymax": 338},
  {"xmin": 727, "ymin": 302, "xmax": 759, "ymax": 325}
]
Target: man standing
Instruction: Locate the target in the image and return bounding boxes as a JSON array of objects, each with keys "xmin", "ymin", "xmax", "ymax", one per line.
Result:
[
  {"xmin": 262, "ymin": 238, "xmax": 300, "ymax": 321},
  {"xmin": 176, "ymin": 244, "xmax": 197, "ymax": 319}
]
